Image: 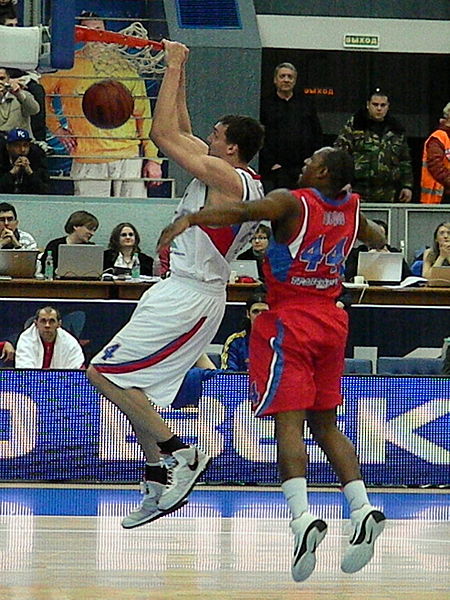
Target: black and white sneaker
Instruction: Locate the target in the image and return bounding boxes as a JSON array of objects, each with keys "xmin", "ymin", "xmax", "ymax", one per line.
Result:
[
  {"xmin": 290, "ymin": 512, "xmax": 328, "ymax": 582},
  {"xmin": 158, "ymin": 446, "xmax": 211, "ymax": 511},
  {"xmin": 121, "ymin": 481, "xmax": 187, "ymax": 529},
  {"xmin": 341, "ymin": 504, "xmax": 386, "ymax": 573}
]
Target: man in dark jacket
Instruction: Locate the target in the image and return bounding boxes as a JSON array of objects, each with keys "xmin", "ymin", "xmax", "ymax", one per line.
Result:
[
  {"xmin": 0, "ymin": 127, "xmax": 49, "ymax": 193},
  {"xmin": 334, "ymin": 88, "xmax": 413, "ymax": 203},
  {"xmin": 259, "ymin": 62, "xmax": 323, "ymax": 192}
]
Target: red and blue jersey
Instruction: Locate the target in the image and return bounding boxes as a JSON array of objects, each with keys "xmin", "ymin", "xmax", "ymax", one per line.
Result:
[{"xmin": 264, "ymin": 187, "xmax": 359, "ymax": 307}]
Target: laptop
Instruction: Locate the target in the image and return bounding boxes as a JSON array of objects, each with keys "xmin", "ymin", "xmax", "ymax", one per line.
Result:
[
  {"xmin": 427, "ymin": 266, "xmax": 450, "ymax": 287},
  {"xmin": 229, "ymin": 259, "xmax": 260, "ymax": 281},
  {"xmin": 57, "ymin": 244, "xmax": 104, "ymax": 280},
  {"xmin": 0, "ymin": 249, "xmax": 39, "ymax": 278},
  {"xmin": 357, "ymin": 252, "xmax": 403, "ymax": 285}
]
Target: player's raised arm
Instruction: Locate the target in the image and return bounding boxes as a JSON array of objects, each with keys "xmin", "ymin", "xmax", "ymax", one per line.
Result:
[
  {"xmin": 157, "ymin": 189, "xmax": 300, "ymax": 251},
  {"xmin": 357, "ymin": 213, "xmax": 386, "ymax": 249},
  {"xmin": 151, "ymin": 40, "xmax": 247, "ymax": 196}
]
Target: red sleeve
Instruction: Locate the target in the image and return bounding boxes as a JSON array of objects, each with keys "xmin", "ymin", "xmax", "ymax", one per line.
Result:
[
  {"xmin": 0, "ymin": 342, "xmax": 4, "ymax": 351},
  {"xmin": 425, "ymin": 137, "xmax": 450, "ymax": 190}
]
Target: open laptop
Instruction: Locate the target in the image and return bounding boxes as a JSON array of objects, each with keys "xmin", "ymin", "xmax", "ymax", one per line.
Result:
[
  {"xmin": 0, "ymin": 249, "xmax": 39, "ymax": 278},
  {"xmin": 229, "ymin": 259, "xmax": 260, "ymax": 281},
  {"xmin": 427, "ymin": 266, "xmax": 450, "ymax": 287},
  {"xmin": 357, "ymin": 252, "xmax": 403, "ymax": 285},
  {"xmin": 57, "ymin": 244, "xmax": 104, "ymax": 280}
]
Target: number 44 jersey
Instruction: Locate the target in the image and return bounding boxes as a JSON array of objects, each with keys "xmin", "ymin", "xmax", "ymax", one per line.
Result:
[{"xmin": 264, "ymin": 187, "xmax": 360, "ymax": 307}]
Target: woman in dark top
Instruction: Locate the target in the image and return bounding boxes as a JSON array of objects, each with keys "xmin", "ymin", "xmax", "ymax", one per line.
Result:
[
  {"xmin": 237, "ymin": 223, "xmax": 271, "ymax": 281},
  {"xmin": 103, "ymin": 222, "xmax": 154, "ymax": 276},
  {"xmin": 40, "ymin": 210, "xmax": 98, "ymax": 272}
]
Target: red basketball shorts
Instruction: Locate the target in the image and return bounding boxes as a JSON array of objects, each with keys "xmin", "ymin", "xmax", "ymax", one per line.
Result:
[{"xmin": 249, "ymin": 303, "xmax": 348, "ymax": 417}]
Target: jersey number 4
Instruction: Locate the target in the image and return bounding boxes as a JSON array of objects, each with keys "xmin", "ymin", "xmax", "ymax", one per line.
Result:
[{"xmin": 299, "ymin": 235, "xmax": 348, "ymax": 273}]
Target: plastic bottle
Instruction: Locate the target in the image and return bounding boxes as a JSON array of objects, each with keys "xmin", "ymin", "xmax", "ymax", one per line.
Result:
[
  {"xmin": 131, "ymin": 253, "xmax": 141, "ymax": 280},
  {"xmin": 44, "ymin": 251, "xmax": 54, "ymax": 281}
]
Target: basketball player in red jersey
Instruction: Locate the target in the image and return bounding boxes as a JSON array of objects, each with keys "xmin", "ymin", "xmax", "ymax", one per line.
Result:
[{"xmin": 158, "ymin": 146, "xmax": 387, "ymax": 582}]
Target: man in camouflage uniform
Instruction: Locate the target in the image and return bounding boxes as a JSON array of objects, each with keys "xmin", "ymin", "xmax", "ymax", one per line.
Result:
[{"xmin": 334, "ymin": 88, "xmax": 413, "ymax": 203}]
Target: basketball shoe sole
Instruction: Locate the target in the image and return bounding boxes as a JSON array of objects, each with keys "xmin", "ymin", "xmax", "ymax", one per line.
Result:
[
  {"xmin": 158, "ymin": 446, "xmax": 211, "ymax": 511},
  {"xmin": 290, "ymin": 512, "xmax": 328, "ymax": 582},
  {"xmin": 121, "ymin": 498, "xmax": 188, "ymax": 529},
  {"xmin": 341, "ymin": 505, "xmax": 386, "ymax": 573}
]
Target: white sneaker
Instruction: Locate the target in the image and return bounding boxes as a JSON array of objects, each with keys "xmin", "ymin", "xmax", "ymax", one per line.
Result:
[
  {"xmin": 341, "ymin": 504, "xmax": 386, "ymax": 573},
  {"xmin": 290, "ymin": 512, "xmax": 328, "ymax": 582},
  {"xmin": 121, "ymin": 481, "xmax": 187, "ymax": 529},
  {"xmin": 158, "ymin": 446, "xmax": 210, "ymax": 511}
]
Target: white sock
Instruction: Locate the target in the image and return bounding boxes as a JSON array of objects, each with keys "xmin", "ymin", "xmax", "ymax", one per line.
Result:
[
  {"xmin": 343, "ymin": 480, "xmax": 370, "ymax": 513},
  {"xmin": 281, "ymin": 477, "xmax": 308, "ymax": 519}
]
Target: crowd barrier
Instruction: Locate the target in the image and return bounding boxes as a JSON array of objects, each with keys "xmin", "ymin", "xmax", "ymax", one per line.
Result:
[{"xmin": 0, "ymin": 371, "xmax": 448, "ymax": 487}]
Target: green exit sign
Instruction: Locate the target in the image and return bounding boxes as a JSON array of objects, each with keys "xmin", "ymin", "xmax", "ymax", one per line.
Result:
[{"xmin": 343, "ymin": 34, "xmax": 380, "ymax": 49}]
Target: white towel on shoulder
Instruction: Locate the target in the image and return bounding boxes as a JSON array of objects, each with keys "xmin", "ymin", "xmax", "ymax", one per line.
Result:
[{"xmin": 15, "ymin": 324, "xmax": 85, "ymax": 369}]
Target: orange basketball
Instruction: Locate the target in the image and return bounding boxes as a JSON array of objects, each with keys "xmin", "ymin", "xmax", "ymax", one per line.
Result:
[{"xmin": 82, "ymin": 79, "xmax": 134, "ymax": 129}]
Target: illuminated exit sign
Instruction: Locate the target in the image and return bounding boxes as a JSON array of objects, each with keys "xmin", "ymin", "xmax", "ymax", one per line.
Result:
[{"xmin": 343, "ymin": 34, "xmax": 380, "ymax": 49}]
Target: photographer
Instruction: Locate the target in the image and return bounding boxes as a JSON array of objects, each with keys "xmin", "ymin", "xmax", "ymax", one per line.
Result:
[
  {"xmin": 0, "ymin": 128, "xmax": 49, "ymax": 194},
  {"xmin": 0, "ymin": 66, "xmax": 39, "ymax": 137}
]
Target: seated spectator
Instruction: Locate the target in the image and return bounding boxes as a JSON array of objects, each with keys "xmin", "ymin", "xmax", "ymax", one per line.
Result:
[
  {"xmin": 420, "ymin": 102, "xmax": 450, "ymax": 204},
  {"xmin": 422, "ymin": 222, "xmax": 450, "ymax": 279},
  {"xmin": 15, "ymin": 306, "xmax": 85, "ymax": 369},
  {"xmin": 0, "ymin": 201, "xmax": 37, "ymax": 249},
  {"xmin": 345, "ymin": 219, "xmax": 411, "ymax": 281},
  {"xmin": 0, "ymin": 340, "xmax": 15, "ymax": 363},
  {"xmin": 171, "ymin": 353, "xmax": 218, "ymax": 409},
  {"xmin": 0, "ymin": 10, "xmax": 48, "ymax": 147},
  {"xmin": 103, "ymin": 222, "xmax": 153, "ymax": 276},
  {"xmin": 221, "ymin": 293, "xmax": 269, "ymax": 371},
  {"xmin": 0, "ymin": 67, "xmax": 39, "ymax": 138},
  {"xmin": 0, "ymin": 128, "xmax": 49, "ymax": 193},
  {"xmin": 237, "ymin": 224, "xmax": 271, "ymax": 281},
  {"xmin": 40, "ymin": 210, "xmax": 99, "ymax": 273},
  {"xmin": 0, "ymin": 5, "xmax": 17, "ymax": 26}
]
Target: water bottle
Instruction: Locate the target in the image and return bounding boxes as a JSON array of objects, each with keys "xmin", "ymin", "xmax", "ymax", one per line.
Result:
[
  {"xmin": 131, "ymin": 253, "xmax": 141, "ymax": 280},
  {"xmin": 44, "ymin": 250, "xmax": 54, "ymax": 281}
]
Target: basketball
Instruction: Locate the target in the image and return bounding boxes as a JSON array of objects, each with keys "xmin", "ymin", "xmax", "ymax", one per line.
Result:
[{"xmin": 82, "ymin": 79, "xmax": 134, "ymax": 129}]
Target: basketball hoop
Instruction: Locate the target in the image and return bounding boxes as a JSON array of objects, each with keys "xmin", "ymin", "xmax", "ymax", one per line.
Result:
[{"xmin": 74, "ymin": 23, "xmax": 166, "ymax": 75}]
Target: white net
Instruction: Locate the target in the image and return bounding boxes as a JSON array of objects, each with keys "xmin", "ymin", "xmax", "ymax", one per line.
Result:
[{"xmin": 81, "ymin": 22, "xmax": 166, "ymax": 76}]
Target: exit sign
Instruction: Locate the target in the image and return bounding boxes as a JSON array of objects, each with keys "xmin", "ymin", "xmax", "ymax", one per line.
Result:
[{"xmin": 343, "ymin": 34, "xmax": 380, "ymax": 49}]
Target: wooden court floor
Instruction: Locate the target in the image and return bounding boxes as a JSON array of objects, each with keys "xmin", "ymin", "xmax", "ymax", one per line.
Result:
[{"xmin": 0, "ymin": 486, "xmax": 448, "ymax": 600}]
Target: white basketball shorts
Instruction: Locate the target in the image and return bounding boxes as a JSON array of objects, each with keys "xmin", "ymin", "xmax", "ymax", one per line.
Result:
[{"xmin": 90, "ymin": 275, "xmax": 226, "ymax": 407}]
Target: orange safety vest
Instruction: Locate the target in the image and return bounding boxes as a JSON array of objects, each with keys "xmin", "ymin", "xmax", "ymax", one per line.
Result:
[{"xmin": 420, "ymin": 129, "xmax": 450, "ymax": 204}]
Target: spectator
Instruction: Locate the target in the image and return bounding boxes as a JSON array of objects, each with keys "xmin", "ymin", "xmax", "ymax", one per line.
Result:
[
  {"xmin": 221, "ymin": 294, "xmax": 269, "ymax": 371},
  {"xmin": 0, "ymin": 340, "xmax": 15, "ymax": 363},
  {"xmin": 40, "ymin": 210, "xmax": 99, "ymax": 273},
  {"xmin": 259, "ymin": 62, "xmax": 322, "ymax": 192},
  {"xmin": 422, "ymin": 222, "xmax": 450, "ymax": 279},
  {"xmin": 0, "ymin": 5, "xmax": 17, "ymax": 26},
  {"xmin": 237, "ymin": 223, "xmax": 271, "ymax": 281},
  {"xmin": 334, "ymin": 88, "xmax": 413, "ymax": 203},
  {"xmin": 344, "ymin": 219, "xmax": 411, "ymax": 281},
  {"xmin": 103, "ymin": 222, "xmax": 153, "ymax": 276},
  {"xmin": 15, "ymin": 306, "xmax": 85, "ymax": 369},
  {"xmin": 420, "ymin": 102, "xmax": 450, "ymax": 204},
  {"xmin": 0, "ymin": 67, "xmax": 39, "ymax": 137},
  {"xmin": 0, "ymin": 128, "xmax": 49, "ymax": 193},
  {"xmin": 41, "ymin": 11, "xmax": 162, "ymax": 197},
  {"xmin": 0, "ymin": 11, "xmax": 48, "ymax": 146},
  {"xmin": 0, "ymin": 201, "xmax": 37, "ymax": 249}
]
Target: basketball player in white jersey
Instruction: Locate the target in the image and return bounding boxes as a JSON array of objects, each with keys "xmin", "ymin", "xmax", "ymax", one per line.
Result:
[{"xmin": 87, "ymin": 40, "xmax": 265, "ymax": 528}]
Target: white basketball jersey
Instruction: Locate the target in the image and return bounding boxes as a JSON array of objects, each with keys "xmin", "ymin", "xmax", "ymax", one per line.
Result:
[{"xmin": 170, "ymin": 168, "xmax": 264, "ymax": 286}]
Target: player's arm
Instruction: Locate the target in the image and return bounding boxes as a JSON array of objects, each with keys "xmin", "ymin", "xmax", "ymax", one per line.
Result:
[
  {"xmin": 357, "ymin": 213, "xmax": 386, "ymax": 249},
  {"xmin": 158, "ymin": 189, "xmax": 301, "ymax": 250},
  {"xmin": 151, "ymin": 41, "xmax": 241, "ymax": 192}
]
